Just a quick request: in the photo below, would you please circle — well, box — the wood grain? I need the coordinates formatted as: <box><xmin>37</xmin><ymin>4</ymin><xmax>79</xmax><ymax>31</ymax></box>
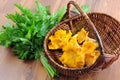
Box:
<box><xmin>0</xmin><ymin>0</ymin><xmax>120</xmax><ymax>80</ymax></box>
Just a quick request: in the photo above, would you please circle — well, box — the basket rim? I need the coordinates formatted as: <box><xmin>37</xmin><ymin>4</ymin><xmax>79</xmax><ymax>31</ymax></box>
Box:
<box><xmin>44</xmin><ymin>12</ymin><xmax>120</xmax><ymax>70</ymax></box>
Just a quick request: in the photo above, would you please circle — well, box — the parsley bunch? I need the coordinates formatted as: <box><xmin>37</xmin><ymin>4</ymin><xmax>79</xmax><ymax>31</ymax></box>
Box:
<box><xmin>0</xmin><ymin>1</ymin><xmax>66</xmax><ymax>60</ymax></box>
<box><xmin>0</xmin><ymin>1</ymin><xmax>66</xmax><ymax>77</ymax></box>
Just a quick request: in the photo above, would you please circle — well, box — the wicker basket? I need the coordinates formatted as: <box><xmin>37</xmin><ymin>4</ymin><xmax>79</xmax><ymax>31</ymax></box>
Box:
<box><xmin>44</xmin><ymin>1</ymin><xmax>120</xmax><ymax>77</ymax></box>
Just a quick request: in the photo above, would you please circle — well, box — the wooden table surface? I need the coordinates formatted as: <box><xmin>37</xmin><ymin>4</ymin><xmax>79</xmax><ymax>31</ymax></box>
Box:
<box><xmin>0</xmin><ymin>0</ymin><xmax>120</xmax><ymax>80</ymax></box>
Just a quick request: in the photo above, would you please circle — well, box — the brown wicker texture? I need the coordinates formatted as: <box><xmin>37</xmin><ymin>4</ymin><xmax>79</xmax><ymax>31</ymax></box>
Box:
<box><xmin>44</xmin><ymin>1</ymin><xmax>120</xmax><ymax>77</ymax></box>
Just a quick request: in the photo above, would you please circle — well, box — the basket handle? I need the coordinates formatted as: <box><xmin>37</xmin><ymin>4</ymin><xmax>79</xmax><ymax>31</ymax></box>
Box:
<box><xmin>67</xmin><ymin>1</ymin><xmax>86</xmax><ymax>20</ymax></box>
<box><xmin>92</xmin><ymin>48</ymin><xmax>120</xmax><ymax>71</ymax></box>
<box><xmin>101</xmin><ymin>48</ymin><xmax>120</xmax><ymax>69</ymax></box>
<box><xmin>67</xmin><ymin>1</ymin><xmax>104</xmax><ymax>54</ymax></box>
<box><xmin>67</xmin><ymin>1</ymin><xmax>85</xmax><ymax>31</ymax></box>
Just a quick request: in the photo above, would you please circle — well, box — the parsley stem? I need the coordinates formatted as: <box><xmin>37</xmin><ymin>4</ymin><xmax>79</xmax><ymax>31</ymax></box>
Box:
<box><xmin>40</xmin><ymin>53</ymin><xmax>59</xmax><ymax>78</ymax></box>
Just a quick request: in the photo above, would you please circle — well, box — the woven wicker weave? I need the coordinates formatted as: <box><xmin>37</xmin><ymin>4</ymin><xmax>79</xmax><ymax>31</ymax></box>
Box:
<box><xmin>44</xmin><ymin>1</ymin><xmax>120</xmax><ymax>77</ymax></box>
